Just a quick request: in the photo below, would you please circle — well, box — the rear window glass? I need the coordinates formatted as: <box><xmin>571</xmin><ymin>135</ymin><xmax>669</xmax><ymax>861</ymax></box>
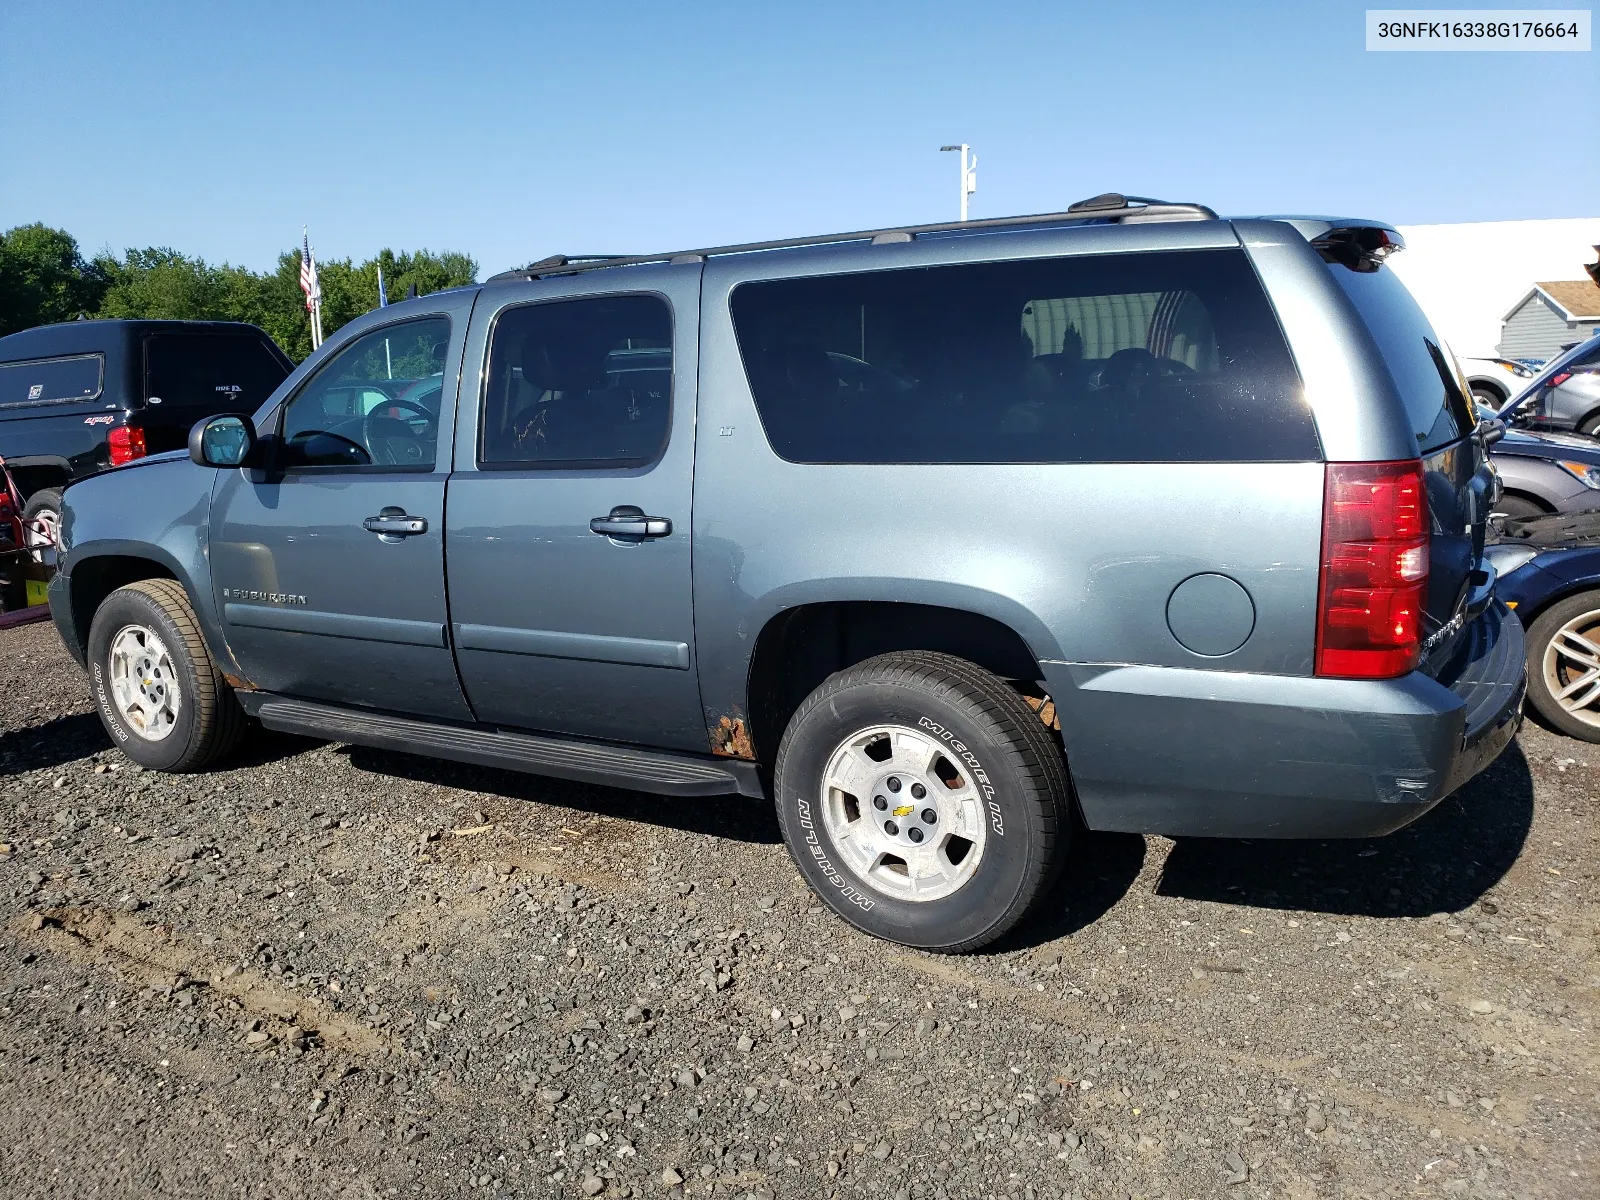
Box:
<box><xmin>145</xmin><ymin>334</ymin><xmax>290</xmax><ymax>411</ymax></box>
<box><xmin>729</xmin><ymin>248</ymin><xmax>1316</xmax><ymax>464</ymax></box>
<box><xmin>1327</xmin><ymin>266</ymin><xmax>1474</xmax><ymax>452</ymax></box>
<box><xmin>0</xmin><ymin>353</ymin><xmax>103</xmax><ymax>407</ymax></box>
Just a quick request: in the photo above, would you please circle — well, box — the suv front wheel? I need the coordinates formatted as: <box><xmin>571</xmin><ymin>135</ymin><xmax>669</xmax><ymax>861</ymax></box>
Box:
<box><xmin>774</xmin><ymin>651</ymin><xmax>1070</xmax><ymax>952</ymax></box>
<box><xmin>86</xmin><ymin>579</ymin><xmax>246</xmax><ymax>771</ymax></box>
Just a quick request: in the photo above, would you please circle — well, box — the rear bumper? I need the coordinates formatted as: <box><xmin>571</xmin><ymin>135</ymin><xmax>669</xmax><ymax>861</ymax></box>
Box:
<box><xmin>1045</xmin><ymin>600</ymin><xmax>1525</xmax><ymax>839</ymax></box>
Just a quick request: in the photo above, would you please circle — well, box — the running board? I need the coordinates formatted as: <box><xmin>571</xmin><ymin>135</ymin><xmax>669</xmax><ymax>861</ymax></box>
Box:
<box><xmin>247</xmin><ymin>695</ymin><xmax>764</xmax><ymax>799</ymax></box>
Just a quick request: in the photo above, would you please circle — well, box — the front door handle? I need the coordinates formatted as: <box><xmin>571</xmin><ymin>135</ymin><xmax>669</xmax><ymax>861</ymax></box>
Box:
<box><xmin>589</xmin><ymin>505</ymin><xmax>672</xmax><ymax>540</ymax></box>
<box><xmin>363</xmin><ymin>508</ymin><xmax>428</xmax><ymax>540</ymax></box>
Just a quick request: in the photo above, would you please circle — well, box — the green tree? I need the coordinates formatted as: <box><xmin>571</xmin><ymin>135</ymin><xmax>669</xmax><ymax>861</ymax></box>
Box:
<box><xmin>94</xmin><ymin>248</ymin><xmax>228</xmax><ymax>320</ymax></box>
<box><xmin>361</xmin><ymin>248</ymin><xmax>478</xmax><ymax>309</ymax></box>
<box><xmin>4</xmin><ymin>225</ymin><xmax>479</xmax><ymax>360</ymax></box>
<box><xmin>0</xmin><ymin>223</ymin><xmax>108</xmax><ymax>336</ymax></box>
<box><xmin>268</xmin><ymin>247</ymin><xmax>477</xmax><ymax>361</ymax></box>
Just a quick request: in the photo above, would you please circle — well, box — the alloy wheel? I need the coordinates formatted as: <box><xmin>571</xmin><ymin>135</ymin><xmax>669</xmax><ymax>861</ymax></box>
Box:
<box><xmin>819</xmin><ymin>724</ymin><xmax>990</xmax><ymax>901</ymax></box>
<box><xmin>108</xmin><ymin>624</ymin><xmax>181</xmax><ymax>741</ymax></box>
<box><xmin>1542</xmin><ymin>609</ymin><xmax>1600</xmax><ymax>730</ymax></box>
<box><xmin>24</xmin><ymin>507</ymin><xmax>58</xmax><ymax>564</ymax></box>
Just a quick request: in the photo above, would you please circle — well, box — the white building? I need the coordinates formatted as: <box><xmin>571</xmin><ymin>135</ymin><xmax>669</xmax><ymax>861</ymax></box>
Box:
<box><xmin>1386</xmin><ymin>218</ymin><xmax>1600</xmax><ymax>358</ymax></box>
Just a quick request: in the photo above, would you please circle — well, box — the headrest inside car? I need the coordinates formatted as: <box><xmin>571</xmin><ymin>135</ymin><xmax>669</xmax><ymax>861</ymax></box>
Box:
<box><xmin>520</xmin><ymin>331</ymin><xmax>610</xmax><ymax>394</ymax></box>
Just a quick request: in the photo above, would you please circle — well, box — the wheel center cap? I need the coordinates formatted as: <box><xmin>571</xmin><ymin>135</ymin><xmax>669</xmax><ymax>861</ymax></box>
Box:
<box><xmin>870</xmin><ymin>773</ymin><xmax>941</xmax><ymax>847</ymax></box>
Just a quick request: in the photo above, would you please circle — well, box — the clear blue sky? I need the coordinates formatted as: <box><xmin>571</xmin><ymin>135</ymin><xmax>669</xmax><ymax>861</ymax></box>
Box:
<box><xmin>2</xmin><ymin>0</ymin><xmax>1595</xmax><ymax>277</ymax></box>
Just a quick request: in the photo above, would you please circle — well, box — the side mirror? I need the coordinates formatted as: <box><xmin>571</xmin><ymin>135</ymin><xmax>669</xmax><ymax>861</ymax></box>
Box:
<box><xmin>188</xmin><ymin>414</ymin><xmax>257</xmax><ymax>467</ymax></box>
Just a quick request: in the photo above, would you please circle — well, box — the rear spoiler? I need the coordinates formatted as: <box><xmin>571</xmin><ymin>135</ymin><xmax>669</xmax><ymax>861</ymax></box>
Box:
<box><xmin>1253</xmin><ymin>217</ymin><xmax>1406</xmax><ymax>272</ymax></box>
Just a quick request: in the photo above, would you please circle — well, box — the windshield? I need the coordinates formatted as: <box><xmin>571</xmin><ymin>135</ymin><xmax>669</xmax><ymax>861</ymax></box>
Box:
<box><xmin>1498</xmin><ymin>331</ymin><xmax>1600</xmax><ymax>419</ymax></box>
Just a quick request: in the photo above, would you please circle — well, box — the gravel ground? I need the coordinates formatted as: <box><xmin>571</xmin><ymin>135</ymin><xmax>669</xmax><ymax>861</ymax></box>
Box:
<box><xmin>0</xmin><ymin>617</ymin><xmax>1593</xmax><ymax>1200</ymax></box>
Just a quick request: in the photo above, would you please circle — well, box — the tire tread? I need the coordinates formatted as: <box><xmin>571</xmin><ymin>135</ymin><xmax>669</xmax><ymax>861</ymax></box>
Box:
<box><xmin>775</xmin><ymin>650</ymin><xmax>1071</xmax><ymax>953</ymax></box>
<box><xmin>104</xmin><ymin>579</ymin><xmax>245</xmax><ymax>771</ymax></box>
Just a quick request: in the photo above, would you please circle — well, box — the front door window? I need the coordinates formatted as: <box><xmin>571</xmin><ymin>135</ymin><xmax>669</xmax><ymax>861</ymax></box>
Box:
<box><xmin>280</xmin><ymin>317</ymin><xmax>451</xmax><ymax>469</ymax></box>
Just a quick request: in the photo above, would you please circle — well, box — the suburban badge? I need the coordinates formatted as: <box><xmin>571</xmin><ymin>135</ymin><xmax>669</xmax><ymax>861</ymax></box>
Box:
<box><xmin>221</xmin><ymin>587</ymin><xmax>307</xmax><ymax>605</ymax></box>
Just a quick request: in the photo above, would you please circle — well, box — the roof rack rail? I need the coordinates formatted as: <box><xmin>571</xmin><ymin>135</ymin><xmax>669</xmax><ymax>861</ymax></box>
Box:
<box><xmin>1065</xmin><ymin>192</ymin><xmax>1217</xmax><ymax>222</ymax></box>
<box><xmin>486</xmin><ymin>193</ymin><xmax>1218</xmax><ymax>283</ymax></box>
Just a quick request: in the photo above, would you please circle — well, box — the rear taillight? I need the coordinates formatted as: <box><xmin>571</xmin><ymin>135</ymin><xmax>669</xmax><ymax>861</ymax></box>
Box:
<box><xmin>109</xmin><ymin>425</ymin><xmax>147</xmax><ymax>466</ymax></box>
<box><xmin>1547</xmin><ymin>372</ymin><xmax>1572</xmax><ymax>389</ymax></box>
<box><xmin>1315</xmin><ymin>460</ymin><xmax>1430</xmax><ymax>679</ymax></box>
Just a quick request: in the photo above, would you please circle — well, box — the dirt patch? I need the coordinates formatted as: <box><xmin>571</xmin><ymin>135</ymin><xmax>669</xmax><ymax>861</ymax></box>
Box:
<box><xmin>21</xmin><ymin>906</ymin><xmax>390</xmax><ymax>1055</ymax></box>
<box><xmin>0</xmin><ymin>617</ymin><xmax>1593</xmax><ymax>1199</ymax></box>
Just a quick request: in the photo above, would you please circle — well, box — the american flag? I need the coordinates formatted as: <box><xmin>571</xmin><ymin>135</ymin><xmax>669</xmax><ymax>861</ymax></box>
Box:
<box><xmin>299</xmin><ymin>229</ymin><xmax>321</xmax><ymax>313</ymax></box>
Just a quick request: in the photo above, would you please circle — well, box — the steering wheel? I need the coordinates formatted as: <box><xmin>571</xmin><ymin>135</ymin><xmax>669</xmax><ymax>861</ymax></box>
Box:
<box><xmin>363</xmin><ymin>397</ymin><xmax>437</xmax><ymax>466</ymax></box>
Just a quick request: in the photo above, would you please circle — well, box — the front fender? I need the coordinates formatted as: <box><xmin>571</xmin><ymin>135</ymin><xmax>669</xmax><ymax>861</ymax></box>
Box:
<box><xmin>54</xmin><ymin>457</ymin><xmax>239</xmax><ymax>676</ymax></box>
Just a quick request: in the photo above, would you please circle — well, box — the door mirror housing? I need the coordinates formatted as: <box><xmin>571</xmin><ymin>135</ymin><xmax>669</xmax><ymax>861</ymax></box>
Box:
<box><xmin>189</xmin><ymin>414</ymin><xmax>258</xmax><ymax>467</ymax></box>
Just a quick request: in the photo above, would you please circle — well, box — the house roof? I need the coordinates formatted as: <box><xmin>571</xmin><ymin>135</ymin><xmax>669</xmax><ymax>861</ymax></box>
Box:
<box><xmin>1539</xmin><ymin>279</ymin><xmax>1600</xmax><ymax>319</ymax></box>
<box><xmin>1505</xmin><ymin>278</ymin><xmax>1600</xmax><ymax>322</ymax></box>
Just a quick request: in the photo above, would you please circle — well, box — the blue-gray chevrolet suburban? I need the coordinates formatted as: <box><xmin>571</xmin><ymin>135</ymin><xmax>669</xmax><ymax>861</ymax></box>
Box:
<box><xmin>47</xmin><ymin>194</ymin><xmax>1527</xmax><ymax>951</ymax></box>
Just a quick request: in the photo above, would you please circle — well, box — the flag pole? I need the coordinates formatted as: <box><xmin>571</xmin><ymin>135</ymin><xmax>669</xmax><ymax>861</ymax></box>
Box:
<box><xmin>301</xmin><ymin>225</ymin><xmax>324</xmax><ymax>350</ymax></box>
<box><xmin>312</xmin><ymin>236</ymin><xmax>322</xmax><ymax>349</ymax></box>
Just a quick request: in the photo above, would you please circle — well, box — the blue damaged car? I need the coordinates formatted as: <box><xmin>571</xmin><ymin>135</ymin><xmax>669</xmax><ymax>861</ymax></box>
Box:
<box><xmin>48</xmin><ymin>195</ymin><xmax>1525</xmax><ymax>951</ymax></box>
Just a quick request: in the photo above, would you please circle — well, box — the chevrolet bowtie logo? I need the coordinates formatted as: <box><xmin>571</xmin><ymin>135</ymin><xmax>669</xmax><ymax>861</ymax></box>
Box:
<box><xmin>892</xmin><ymin>804</ymin><xmax>914</xmax><ymax>817</ymax></box>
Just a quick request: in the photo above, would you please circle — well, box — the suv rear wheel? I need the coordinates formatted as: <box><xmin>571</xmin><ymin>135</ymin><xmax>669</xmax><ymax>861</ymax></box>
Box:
<box><xmin>774</xmin><ymin>651</ymin><xmax>1069</xmax><ymax>952</ymax></box>
<box><xmin>22</xmin><ymin>488</ymin><xmax>62</xmax><ymax>564</ymax></box>
<box><xmin>87</xmin><ymin>579</ymin><xmax>246</xmax><ymax>771</ymax></box>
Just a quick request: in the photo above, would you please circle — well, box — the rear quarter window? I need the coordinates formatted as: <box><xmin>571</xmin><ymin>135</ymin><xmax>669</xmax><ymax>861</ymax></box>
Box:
<box><xmin>1327</xmin><ymin>266</ymin><xmax>1474</xmax><ymax>452</ymax></box>
<box><xmin>729</xmin><ymin>248</ymin><xmax>1317</xmax><ymax>464</ymax></box>
<box><xmin>145</xmin><ymin>334</ymin><xmax>290</xmax><ymax>411</ymax></box>
<box><xmin>0</xmin><ymin>353</ymin><xmax>104</xmax><ymax>407</ymax></box>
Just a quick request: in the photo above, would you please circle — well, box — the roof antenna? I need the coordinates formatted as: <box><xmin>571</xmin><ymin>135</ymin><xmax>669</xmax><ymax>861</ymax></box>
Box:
<box><xmin>405</xmin><ymin>283</ymin><xmax>418</xmax><ymax>300</ymax></box>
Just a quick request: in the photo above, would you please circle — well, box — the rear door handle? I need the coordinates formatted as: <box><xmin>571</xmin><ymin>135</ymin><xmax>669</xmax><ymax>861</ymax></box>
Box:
<box><xmin>589</xmin><ymin>505</ymin><xmax>672</xmax><ymax>539</ymax></box>
<box><xmin>363</xmin><ymin>509</ymin><xmax>428</xmax><ymax>539</ymax></box>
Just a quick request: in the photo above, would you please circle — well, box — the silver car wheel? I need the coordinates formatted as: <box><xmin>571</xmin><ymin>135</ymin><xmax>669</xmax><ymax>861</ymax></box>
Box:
<box><xmin>24</xmin><ymin>506</ymin><xmax>58</xmax><ymax>564</ymax></box>
<box><xmin>819</xmin><ymin>723</ymin><xmax>989</xmax><ymax>902</ymax></box>
<box><xmin>1543</xmin><ymin>609</ymin><xmax>1600</xmax><ymax>729</ymax></box>
<box><xmin>108</xmin><ymin>624</ymin><xmax>181</xmax><ymax>741</ymax></box>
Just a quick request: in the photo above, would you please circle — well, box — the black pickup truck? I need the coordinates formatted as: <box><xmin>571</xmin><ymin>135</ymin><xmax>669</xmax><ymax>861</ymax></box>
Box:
<box><xmin>0</xmin><ymin>319</ymin><xmax>291</xmax><ymax>557</ymax></box>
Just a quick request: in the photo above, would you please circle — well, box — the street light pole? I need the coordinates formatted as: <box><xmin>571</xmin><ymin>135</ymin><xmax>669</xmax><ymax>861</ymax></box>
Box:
<box><xmin>939</xmin><ymin>144</ymin><xmax>978</xmax><ymax>221</ymax></box>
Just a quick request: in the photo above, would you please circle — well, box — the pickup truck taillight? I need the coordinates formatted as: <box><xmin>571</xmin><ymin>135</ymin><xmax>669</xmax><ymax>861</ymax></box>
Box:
<box><xmin>109</xmin><ymin>425</ymin><xmax>147</xmax><ymax>465</ymax></box>
<box><xmin>1315</xmin><ymin>460</ymin><xmax>1430</xmax><ymax>679</ymax></box>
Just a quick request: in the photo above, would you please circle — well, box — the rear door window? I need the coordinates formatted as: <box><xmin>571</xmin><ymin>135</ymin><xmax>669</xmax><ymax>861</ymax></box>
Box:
<box><xmin>479</xmin><ymin>294</ymin><xmax>673</xmax><ymax>468</ymax></box>
<box><xmin>729</xmin><ymin>248</ymin><xmax>1316</xmax><ymax>464</ymax></box>
<box><xmin>144</xmin><ymin>334</ymin><xmax>290</xmax><ymax>411</ymax></box>
<box><xmin>1326</xmin><ymin>267</ymin><xmax>1474</xmax><ymax>452</ymax></box>
<box><xmin>0</xmin><ymin>353</ymin><xmax>103</xmax><ymax>407</ymax></box>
